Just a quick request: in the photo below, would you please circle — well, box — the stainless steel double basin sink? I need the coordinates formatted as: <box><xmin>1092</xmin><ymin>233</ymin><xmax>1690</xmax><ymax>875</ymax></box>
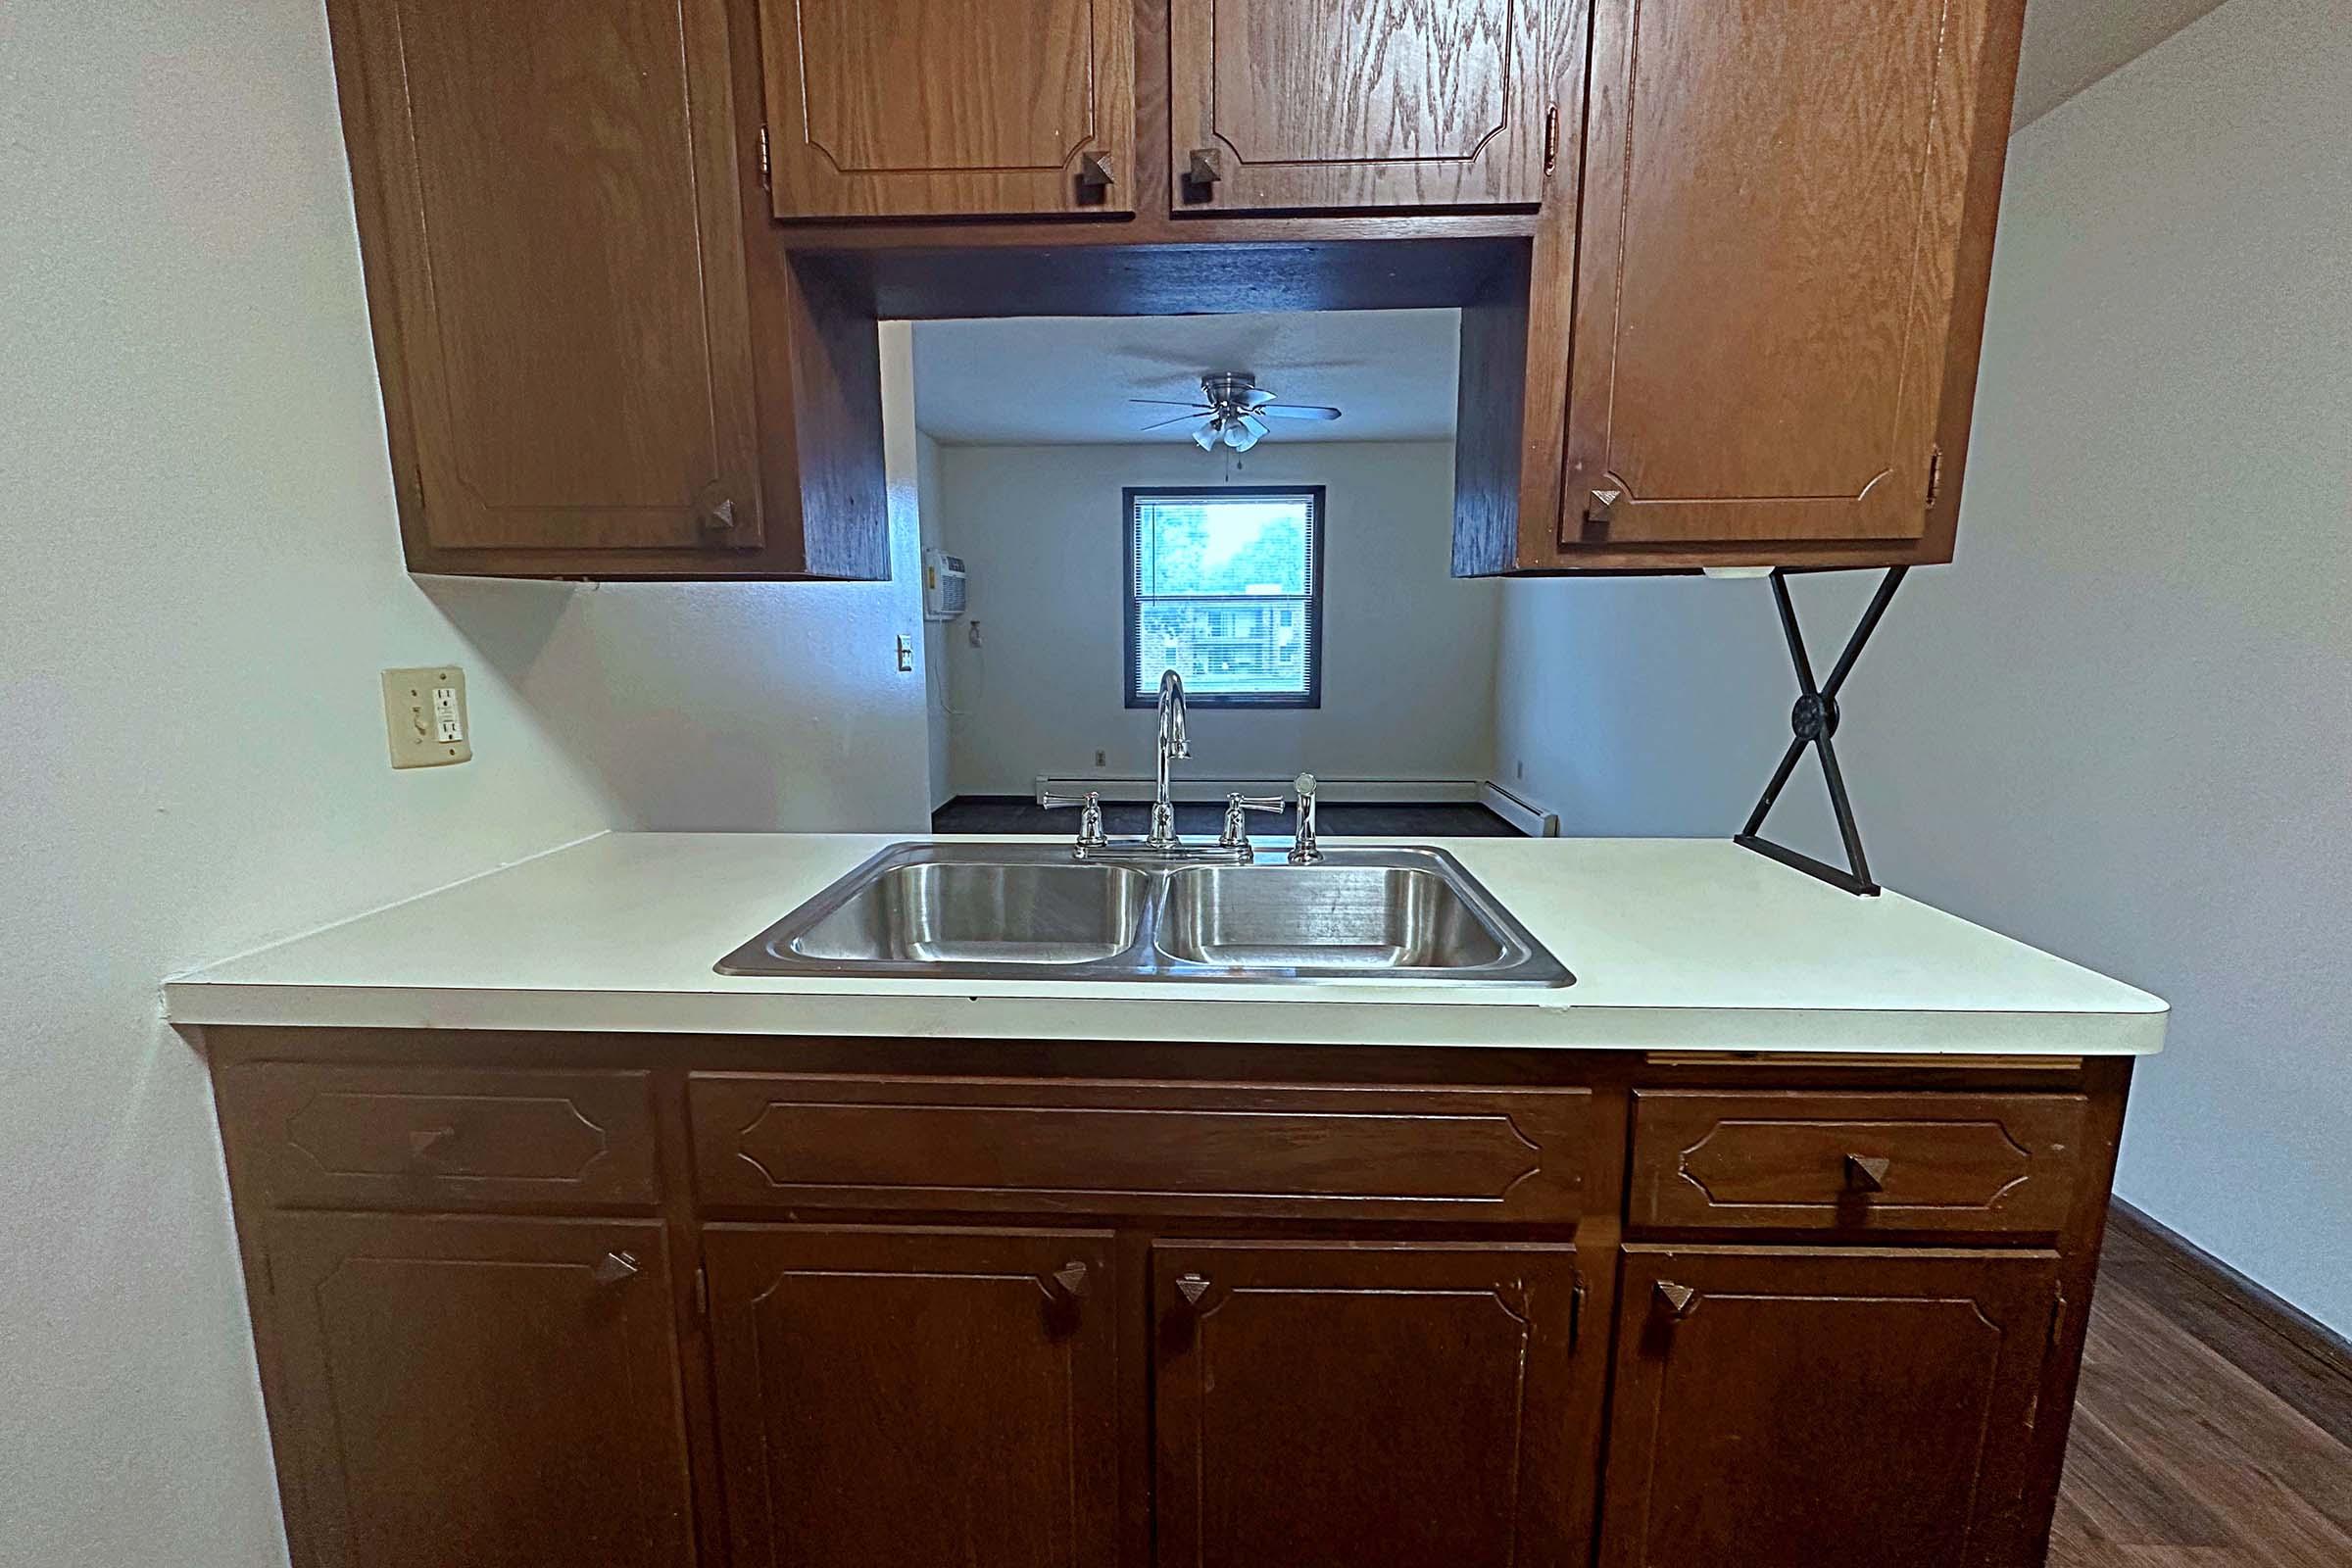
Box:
<box><xmin>716</xmin><ymin>842</ymin><xmax>1571</xmax><ymax>987</ymax></box>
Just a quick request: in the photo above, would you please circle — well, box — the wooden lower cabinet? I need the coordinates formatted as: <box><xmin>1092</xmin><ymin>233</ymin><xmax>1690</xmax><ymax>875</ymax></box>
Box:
<box><xmin>208</xmin><ymin>1037</ymin><xmax>2128</xmax><ymax>1568</ymax></box>
<box><xmin>703</xmin><ymin>1226</ymin><xmax>1119</xmax><ymax>1568</ymax></box>
<box><xmin>1152</xmin><ymin>1241</ymin><xmax>1592</xmax><ymax>1567</ymax></box>
<box><xmin>257</xmin><ymin>1212</ymin><xmax>696</xmax><ymax>1568</ymax></box>
<box><xmin>1599</xmin><ymin>1246</ymin><xmax>2062</xmax><ymax>1568</ymax></box>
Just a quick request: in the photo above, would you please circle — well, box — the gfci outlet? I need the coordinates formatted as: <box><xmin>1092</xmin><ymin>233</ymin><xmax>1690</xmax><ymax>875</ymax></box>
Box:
<box><xmin>382</xmin><ymin>666</ymin><xmax>472</xmax><ymax>769</ymax></box>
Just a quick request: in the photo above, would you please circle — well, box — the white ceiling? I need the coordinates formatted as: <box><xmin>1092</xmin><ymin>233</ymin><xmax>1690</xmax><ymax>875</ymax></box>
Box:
<box><xmin>911</xmin><ymin>309</ymin><xmax>1460</xmax><ymax>447</ymax></box>
<box><xmin>2013</xmin><ymin>0</ymin><xmax>2230</xmax><ymax>125</ymax></box>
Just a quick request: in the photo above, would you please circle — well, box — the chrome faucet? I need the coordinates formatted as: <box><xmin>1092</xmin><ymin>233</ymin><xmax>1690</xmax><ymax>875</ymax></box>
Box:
<box><xmin>1148</xmin><ymin>669</ymin><xmax>1190</xmax><ymax>851</ymax></box>
<box><xmin>1287</xmin><ymin>772</ymin><xmax>1323</xmax><ymax>864</ymax></box>
<box><xmin>1038</xmin><ymin>670</ymin><xmax>1280</xmax><ymax>863</ymax></box>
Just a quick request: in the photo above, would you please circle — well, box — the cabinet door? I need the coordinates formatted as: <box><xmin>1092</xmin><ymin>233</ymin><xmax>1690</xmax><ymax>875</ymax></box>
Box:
<box><xmin>1558</xmin><ymin>0</ymin><xmax>2025</xmax><ymax>548</ymax></box>
<box><xmin>1154</xmin><ymin>1242</ymin><xmax>1590</xmax><ymax>1566</ymax></box>
<box><xmin>1170</xmin><ymin>0</ymin><xmax>1555</xmax><ymax>212</ymax></box>
<box><xmin>258</xmin><ymin>1212</ymin><xmax>695</xmax><ymax>1568</ymax></box>
<box><xmin>324</xmin><ymin>0</ymin><xmax>763</xmax><ymax>561</ymax></box>
<box><xmin>760</xmin><ymin>0</ymin><xmax>1135</xmax><ymax>219</ymax></box>
<box><xmin>706</xmin><ymin>1226</ymin><xmax>1119</xmax><ymax>1567</ymax></box>
<box><xmin>1600</xmin><ymin>1247</ymin><xmax>2060</xmax><ymax>1568</ymax></box>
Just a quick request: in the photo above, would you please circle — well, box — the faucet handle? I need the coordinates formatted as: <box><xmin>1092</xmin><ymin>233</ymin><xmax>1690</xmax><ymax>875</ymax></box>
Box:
<box><xmin>1219</xmin><ymin>792</ymin><xmax>1286</xmax><ymax>848</ymax></box>
<box><xmin>1288</xmin><ymin>773</ymin><xmax>1323</xmax><ymax>865</ymax></box>
<box><xmin>1038</xmin><ymin>788</ymin><xmax>1108</xmax><ymax>851</ymax></box>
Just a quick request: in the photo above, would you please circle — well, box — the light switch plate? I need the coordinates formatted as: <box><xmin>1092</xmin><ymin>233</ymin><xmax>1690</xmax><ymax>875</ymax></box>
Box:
<box><xmin>382</xmin><ymin>666</ymin><xmax>472</xmax><ymax>768</ymax></box>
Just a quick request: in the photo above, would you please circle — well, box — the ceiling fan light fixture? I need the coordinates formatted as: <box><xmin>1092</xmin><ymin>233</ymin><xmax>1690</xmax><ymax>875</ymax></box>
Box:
<box><xmin>1140</xmin><ymin>370</ymin><xmax>1343</xmax><ymax>450</ymax></box>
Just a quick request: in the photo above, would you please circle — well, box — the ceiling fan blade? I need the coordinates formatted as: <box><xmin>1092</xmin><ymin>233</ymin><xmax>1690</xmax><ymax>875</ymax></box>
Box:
<box><xmin>1259</xmin><ymin>403</ymin><xmax>1343</xmax><ymax>420</ymax></box>
<box><xmin>1129</xmin><ymin>398</ymin><xmax>1213</xmax><ymax>409</ymax></box>
<box><xmin>1139</xmin><ymin>412</ymin><xmax>1205</xmax><ymax>431</ymax></box>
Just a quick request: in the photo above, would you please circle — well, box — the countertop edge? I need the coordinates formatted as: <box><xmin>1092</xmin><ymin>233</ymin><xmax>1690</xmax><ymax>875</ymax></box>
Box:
<box><xmin>164</xmin><ymin>980</ymin><xmax>2167</xmax><ymax>1056</ymax></box>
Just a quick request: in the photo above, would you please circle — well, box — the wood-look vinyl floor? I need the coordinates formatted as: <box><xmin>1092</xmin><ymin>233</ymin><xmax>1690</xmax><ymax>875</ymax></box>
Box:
<box><xmin>2052</xmin><ymin>1221</ymin><xmax>2352</xmax><ymax>1567</ymax></box>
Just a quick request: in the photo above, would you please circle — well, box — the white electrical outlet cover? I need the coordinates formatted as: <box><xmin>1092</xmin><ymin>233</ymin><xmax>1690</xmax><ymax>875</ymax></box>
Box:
<box><xmin>382</xmin><ymin>667</ymin><xmax>472</xmax><ymax>769</ymax></box>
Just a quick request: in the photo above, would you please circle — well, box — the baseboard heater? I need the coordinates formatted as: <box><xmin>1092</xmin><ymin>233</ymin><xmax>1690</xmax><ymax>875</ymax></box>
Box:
<box><xmin>1033</xmin><ymin>775</ymin><xmax>1485</xmax><ymax>806</ymax></box>
<box><xmin>1478</xmin><ymin>781</ymin><xmax>1559</xmax><ymax>837</ymax></box>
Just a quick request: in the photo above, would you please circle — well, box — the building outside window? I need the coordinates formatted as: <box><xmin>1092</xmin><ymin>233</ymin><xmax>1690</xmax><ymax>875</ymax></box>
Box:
<box><xmin>1124</xmin><ymin>487</ymin><xmax>1323</xmax><ymax>710</ymax></box>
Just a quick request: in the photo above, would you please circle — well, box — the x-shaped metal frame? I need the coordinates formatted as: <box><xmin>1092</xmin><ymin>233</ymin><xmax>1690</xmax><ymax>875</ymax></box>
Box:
<box><xmin>1734</xmin><ymin>566</ymin><xmax>1909</xmax><ymax>896</ymax></box>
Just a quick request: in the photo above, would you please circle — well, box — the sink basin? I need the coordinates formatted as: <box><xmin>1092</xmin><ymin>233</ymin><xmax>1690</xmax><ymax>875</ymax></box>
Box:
<box><xmin>1156</xmin><ymin>862</ymin><xmax>1508</xmax><ymax>972</ymax></box>
<box><xmin>715</xmin><ymin>842</ymin><xmax>1569</xmax><ymax>986</ymax></box>
<box><xmin>773</xmin><ymin>859</ymin><xmax>1146</xmax><ymax>965</ymax></box>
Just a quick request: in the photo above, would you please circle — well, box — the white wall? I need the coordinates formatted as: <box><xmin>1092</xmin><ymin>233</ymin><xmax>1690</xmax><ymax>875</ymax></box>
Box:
<box><xmin>917</xmin><ymin>431</ymin><xmax>955</xmax><ymax>810</ymax></box>
<box><xmin>1493</xmin><ymin>0</ymin><xmax>2352</xmax><ymax>1333</ymax></box>
<box><xmin>938</xmin><ymin>442</ymin><xmax>1498</xmax><ymax>795</ymax></box>
<box><xmin>0</xmin><ymin>7</ymin><xmax>929</xmax><ymax>1564</ymax></box>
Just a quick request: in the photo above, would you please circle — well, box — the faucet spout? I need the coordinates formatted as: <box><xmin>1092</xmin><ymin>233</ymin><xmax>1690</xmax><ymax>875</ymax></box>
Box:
<box><xmin>1150</xmin><ymin>669</ymin><xmax>1189</xmax><ymax>849</ymax></box>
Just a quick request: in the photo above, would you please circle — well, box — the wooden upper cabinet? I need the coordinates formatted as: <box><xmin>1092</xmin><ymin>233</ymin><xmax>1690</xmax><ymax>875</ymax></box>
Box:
<box><xmin>1154</xmin><ymin>1242</ymin><xmax>1591</xmax><ymax>1566</ymax></box>
<box><xmin>760</xmin><ymin>0</ymin><xmax>1136</xmax><ymax>219</ymax></box>
<box><xmin>1557</xmin><ymin>0</ymin><xmax>2027</xmax><ymax>554</ymax></box>
<box><xmin>327</xmin><ymin>0</ymin><xmax>758</xmax><ymax>559</ymax></box>
<box><xmin>705</xmin><ymin>1225</ymin><xmax>1120</xmax><ymax>1567</ymax></box>
<box><xmin>324</xmin><ymin>0</ymin><xmax>888</xmax><ymax>579</ymax></box>
<box><xmin>1170</xmin><ymin>0</ymin><xmax>1556</xmax><ymax>212</ymax></box>
<box><xmin>256</xmin><ymin>1212</ymin><xmax>696</xmax><ymax>1568</ymax></box>
<box><xmin>1600</xmin><ymin>1247</ymin><xmax>2059</xmax><ymax>1568</ymax></box>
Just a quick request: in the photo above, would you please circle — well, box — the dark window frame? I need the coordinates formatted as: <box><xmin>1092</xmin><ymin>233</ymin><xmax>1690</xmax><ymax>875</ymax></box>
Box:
<box><xmin>1122</xmin><ymin>485</ymin><xmax>1325</xmax><ymax>710</ymax></box>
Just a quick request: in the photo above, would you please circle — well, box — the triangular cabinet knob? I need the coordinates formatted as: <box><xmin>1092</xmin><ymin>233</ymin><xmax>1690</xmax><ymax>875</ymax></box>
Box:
<box><xmin>1845</xmin><ymin>1153</ymin><xmax>1892</xmax><ymax>1193</ymax></box>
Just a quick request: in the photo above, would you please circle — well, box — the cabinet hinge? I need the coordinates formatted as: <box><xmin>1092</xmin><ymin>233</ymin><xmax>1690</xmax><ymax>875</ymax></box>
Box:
<box><xmin>1543</xmin><ymin>104</ymin><xmax>1560</xmax><ymax>173</ymax></box>
<box><xmin>1569</xmin><ymin>1273</ymin><xmax>1588</xmax><ymax>1350</ymax></box>
<box><xmin>758</xmin><ymin>125</ymin><xmax>771</xmax><ymax>191</ymax></box>
<box><xmin>694</xmin><ymin>1265</ymin><xmax>710</xmax><ymax>1318</ymax></box>
<box><xmin>1925</xmin><ymin>445</ymin><xmax>1943</xmax><ymax>508</ymax></box>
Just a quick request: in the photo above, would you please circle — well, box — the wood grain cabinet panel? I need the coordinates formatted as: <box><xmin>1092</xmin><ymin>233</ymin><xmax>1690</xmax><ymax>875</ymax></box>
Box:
<box><xmin>1170</xmin><ymin>0</ymin><xmax>1556</xmax><ymax>212</ymax></box>
<box><xmin>1153</xmin><ymin>1241</ymin><xmax>1588</xmax><ymax>1566</ymax></box>
<box><xmin>256</xmin><ymin>1212</ymin><xmax>696</xmax><ymax>1568</ymax></box>
<box><xmin>688</xmin><ymin>1072</ymin><xmax>1591</xmax><ymax>1221</ymax></box>
<box><xmin>760</xmin><ymin>0</ymin><xmax>1135</xmax><ymax>218</ymax></box>
<box><xmin>1600</xmin><ymin>1246</ymin><xmax>2059</xmax><ymax>1568</ymax></box>
<box><xmin>1553</xmin><ymin>0</ymin><xmax>2027</xmax><ymax>554</ymax></box>
<box><xmin>1628</xmin><ymin>1090</ymin><xmax>2087</xmax><ymax>1237</ymax></box>
<box><xmin>220</xmin><ymin>1064</ymin><xmax>661</xmax><ymax>1213</ymax></box>
<box><xmin>704</xmin><ymin>1225</ymin><xmax>1118</xmax><ymax>1568</ymax></box>
<box><xmin>324</xmin><ymin>0</ymin><xmax>763</xmax><ymax>559</ymax></box>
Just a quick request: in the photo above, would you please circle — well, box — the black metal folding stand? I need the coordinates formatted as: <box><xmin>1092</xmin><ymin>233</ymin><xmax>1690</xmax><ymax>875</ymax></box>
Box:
<box><xmin>1734</xmin><ymin>565</ymin><xmax>1909</xmax><ymax>896</ymax></box>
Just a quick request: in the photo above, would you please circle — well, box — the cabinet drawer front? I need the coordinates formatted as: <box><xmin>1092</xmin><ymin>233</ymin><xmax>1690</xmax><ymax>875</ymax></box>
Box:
<box><xmin>690</xmin><ymin>1074</ymin><xmax>1590</xmax><ymax>1222</ymax></box>
<box><xmin>1629</xmin><ymin>1091</ymin><xmax>2086</xmax><ymax>1235</ymax></box>
<box><xmin>220</xmin><ymin>1064</ymin><xmax>660</xmax><ymax>1212</ymax></box>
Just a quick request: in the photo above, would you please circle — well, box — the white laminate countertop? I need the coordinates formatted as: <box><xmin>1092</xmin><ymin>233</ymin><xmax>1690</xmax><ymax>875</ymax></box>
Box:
<box><xmin>163</xmin><ymin>833</ymin><xmax>2167</xmax><ymax>1056</ymax></box>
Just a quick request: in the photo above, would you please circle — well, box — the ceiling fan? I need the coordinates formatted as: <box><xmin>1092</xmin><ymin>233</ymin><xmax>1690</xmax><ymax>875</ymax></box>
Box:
<box><xmin>1130</xmin><ymin>371</ymin><xmax>1342</xmax><ymax>452</ymax></box>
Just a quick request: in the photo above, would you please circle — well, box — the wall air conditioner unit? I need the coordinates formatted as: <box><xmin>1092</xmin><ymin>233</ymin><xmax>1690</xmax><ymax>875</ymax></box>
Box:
<box><xmin>922</xmin><ymin>547</ymin><xmax>967</xmax><ymax>622</ymax></box>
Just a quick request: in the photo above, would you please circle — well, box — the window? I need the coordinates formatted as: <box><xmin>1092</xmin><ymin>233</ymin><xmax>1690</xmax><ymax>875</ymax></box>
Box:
<box><xmin>1125</xmin><ymin>487</ymin><xmax>1322</xmax><ymax>709</ymax></box>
